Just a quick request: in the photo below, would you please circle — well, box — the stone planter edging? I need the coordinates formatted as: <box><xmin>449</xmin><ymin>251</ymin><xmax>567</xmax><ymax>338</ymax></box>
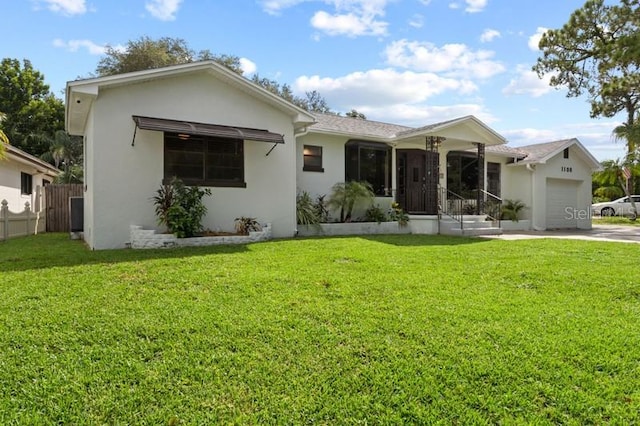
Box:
<box><xmin>129</xmin><ymin>224</ymin><xmax>272</xmax><ymax>249</ymax></box>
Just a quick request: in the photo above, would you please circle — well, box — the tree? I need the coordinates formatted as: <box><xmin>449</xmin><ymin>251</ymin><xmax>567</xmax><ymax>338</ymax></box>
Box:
<box><xmin>96</xmin><ymin>36</ymin><xmax>244</xmax><ymax>76</ymax></box>
<box><xmin>326</xmin><ymin>181</ymin><xmax>374</xmax><ymax>222</ymax></box>
<box><xmin>346</xmin><ymin>109</ymin><xmax>366</xmax><ymax>119</ymax></box>
<box><xmin>0</xmin><ymin>112</ymin><xmax>8</xmax><ymax>159</ymax></box>
<box><xmin>533</xmin><ymin>0</ymin><xmax>640</xmax><ymax>190</ymax></box>
<box><xmin>593</xmin><ymin>158</ymin><xmax>637</xmax><ymax>219</ymax></box>
<box><xmin>40</xmin><ymin>130</ymin><xmax>82</xmax><ymax>174</ymax></box>
<box><xmin>0</xmin><ymin>58</ymin><xmax>64</xmax><ymax>157</ymax></box>
<box><xmin>251</xmin><ymin>74</ymin><xmax>333</xmax><ymax>113</ymax></box>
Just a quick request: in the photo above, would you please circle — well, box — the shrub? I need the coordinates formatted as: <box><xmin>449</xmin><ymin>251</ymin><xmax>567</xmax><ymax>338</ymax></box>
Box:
<box><xmin>388</xmin><ymin>202</ymin><xmax>409</xmax><ymax>226</ymax></box>
<box><xmin>152</xmin><ymin>178</ymin><xmax>212</xmax><ymax>238</ymax></box>
<box><xmin>296</xmin><ymin>192</ymin><xmax>320</xmax><ymax>225</ymax></box>
<box><xmin>501</xmin><ymin>199</ymin><xmax>527</xmax><ymax>222</ymax></box>
<box><xmin>235</xmin><ymin>217</ymin><xmax>261</xmax><ymax>235</ymax></box>
<box><xmin>364</xmin><ymin>204</ymin><xmax>387</xmax><ymax>223</ymax></box>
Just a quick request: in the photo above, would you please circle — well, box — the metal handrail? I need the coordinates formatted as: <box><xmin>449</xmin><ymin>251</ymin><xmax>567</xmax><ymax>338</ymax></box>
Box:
<box><xmin>478</xmin><ymin>189</ymin><xmax>502</xmax><ymax>227</ymax></box>
<box><xmin>438</xmin><ymin>186</ymin><xmax>465</xmax><ymax>229</ymax></box>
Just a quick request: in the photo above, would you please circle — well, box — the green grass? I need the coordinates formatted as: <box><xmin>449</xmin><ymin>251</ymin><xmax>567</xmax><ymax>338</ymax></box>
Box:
<box><xmin>593</xmin><ymin>216</ymin><xmax>640</xmax><ymax>226</ymax></box>
<box><xmin>1</xmin><ymin>233</ymin><xmax>640</xmax><ymax>424</ymax></box>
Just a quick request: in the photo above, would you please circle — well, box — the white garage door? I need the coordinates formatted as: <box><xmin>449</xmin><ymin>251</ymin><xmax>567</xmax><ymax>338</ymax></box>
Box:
<box><xmin>546</xmin><ymin>178</ymin><xmax>579</xmax><ymax>229</ymax></box>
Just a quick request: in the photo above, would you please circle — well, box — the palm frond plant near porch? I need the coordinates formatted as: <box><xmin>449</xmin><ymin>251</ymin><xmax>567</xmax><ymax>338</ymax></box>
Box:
<box><xmin>501</xmin><ymin>199</ymin><xmax>526</xmax><ymax>222</ymax></box>
<box><xmin>326</xmin><ymin>181</ymin><xmax>374</xmax><ymax>222</ymax></box>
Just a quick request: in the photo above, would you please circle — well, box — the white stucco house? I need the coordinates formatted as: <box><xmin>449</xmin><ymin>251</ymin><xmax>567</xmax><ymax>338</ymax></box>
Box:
<box><xmin>0</xmin><ymin>143</ymin><xmax>59</xmax><ymax>212</ymax></box>
<box><xmin>65</xmin><ymin>61</ymin><xmax>601</xmax><ymax>250</ymax></box>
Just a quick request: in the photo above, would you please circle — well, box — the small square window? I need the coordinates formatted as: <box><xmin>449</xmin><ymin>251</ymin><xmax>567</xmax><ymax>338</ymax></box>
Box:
<box><xmin>21</xmin><ymin>172</ymin><xmax>33</xmax><ymax>195</ymax></box>
<box><xmin>303</xmin><ymin>145</ymin><xmax>324</xmax><ymax>172</ymax></box>
<box><xmin>563</xmin><ymin>147</ymin><xmax>570</xmax><ymax>159</ymax></box>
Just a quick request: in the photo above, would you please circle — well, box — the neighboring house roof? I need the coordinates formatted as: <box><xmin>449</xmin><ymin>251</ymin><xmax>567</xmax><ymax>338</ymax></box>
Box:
<box><xmin>308</xmin><ymin>113</ymin><xmax>507</xmax><ymax>145</ymax></box>
<box><xmin>511</xmin><ymin>138</ymin><xmax>602</xmax><ymax>170</ymax></box>
<box><xmin>2</xmin><ymin>144</ymin><xmax>60</xmax><ymax>177</ymax></box>
<box><xmin>65</xmin><ymin>61</ymin><xmax>316</xmax><ymax>136</ymax></box>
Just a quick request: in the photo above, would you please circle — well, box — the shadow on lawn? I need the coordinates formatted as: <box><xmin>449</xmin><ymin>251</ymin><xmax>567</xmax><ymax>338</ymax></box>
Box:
<box><xmin>359</xmin><ymin>234</ymin><xmax>493</xmax><ymax>247</ymax></box>
<box><xmin>0</xmin><ymin>233</ymin><xmax>251</xmax><ymax>272</ymax></box>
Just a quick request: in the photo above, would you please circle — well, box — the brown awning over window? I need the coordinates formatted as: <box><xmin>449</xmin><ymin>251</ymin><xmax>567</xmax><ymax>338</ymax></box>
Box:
<box><xmin>132</xmin><ymin>115</ymin><xmax>284</xmax><ymax>144</ymax></box>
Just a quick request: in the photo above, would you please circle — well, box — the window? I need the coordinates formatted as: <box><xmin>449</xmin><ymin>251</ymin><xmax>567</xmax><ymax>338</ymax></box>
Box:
<box><xmin>164</xmin><ymin>133</ymin><xmax>245</xmax><ymax>187</ymax></box>
<box><xmin>563</xmin><ymin>147</ymin><xmax>570</xmax><ymax>159</ymax></box>
<box><xmin>345</xmin><ymin>141</ymin><xmax>392</xmax><ymax>196</ymax></box>
<box><xmin>303</xmin><ymin>145</ymin><xmax>324</xmax><ymax>172</ymax></box>
<box><xmin>21</xmin><ymin>172</ymin><xmax>32</xmax><ymax>195</ymax></box>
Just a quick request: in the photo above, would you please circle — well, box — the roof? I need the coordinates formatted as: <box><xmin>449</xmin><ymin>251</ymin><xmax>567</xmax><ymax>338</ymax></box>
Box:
<box><xmin>2</xmin><ymin>144</ymin><xmax>60</xmax><ymax>177</ymax></box>
<box><xmin>511</xmin><ymin>138</ymin><xmax>601</xmax><ymax>170</ymax></box>
<box><xmin>308</xmin><ymin>113</ymin><xmax>507</xmax><ymax>145</ymax></box>
<box><xmin>309</xmin><ymin>113</ymin><xmax>411</xmax><ymax>140</ymax></box>
<box><xmin>66</xmin><ymin>61</ymin><xmax>316</xmax><ymax>136</ymax></box>
<box><xmin>484</xmin><ymin>144</ymin><xmax>529</xmax><ymax>158</ymax></box>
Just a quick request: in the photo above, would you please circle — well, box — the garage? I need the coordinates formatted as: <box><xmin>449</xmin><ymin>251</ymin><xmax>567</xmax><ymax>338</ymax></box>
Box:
<box><xmin>546</xmin><ymin>178</ymin><xmax>579</xmax><ymax>229</ymax></box>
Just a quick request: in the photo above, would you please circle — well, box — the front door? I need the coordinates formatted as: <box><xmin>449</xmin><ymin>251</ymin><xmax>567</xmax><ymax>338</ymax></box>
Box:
<box><xmin>397</xmin><ymin>149</ymin><xmax>439</xmax><ymax>214</ymax></box>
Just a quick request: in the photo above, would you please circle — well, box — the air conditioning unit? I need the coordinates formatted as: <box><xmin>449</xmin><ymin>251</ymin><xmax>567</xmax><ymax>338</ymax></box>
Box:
<box><xmin>69</xmin><ymin>196</ymin><xmax>84</xmax><ymax>232</ymax></box>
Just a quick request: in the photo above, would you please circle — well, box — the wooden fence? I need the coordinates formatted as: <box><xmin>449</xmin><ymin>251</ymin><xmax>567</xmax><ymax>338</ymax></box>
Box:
<box><xmin>45</xmin><ymin>184</ymin><xmax>83</xmax><ymax>232</ymax></box>
<box><xmin>1</xmin><ymin>200</ymin><xmax>45</xmax><ymax>241</ymax></box>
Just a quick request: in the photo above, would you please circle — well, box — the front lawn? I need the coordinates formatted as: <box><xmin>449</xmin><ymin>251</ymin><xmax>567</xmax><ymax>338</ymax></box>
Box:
<box><xmin>1</xmin><ymin>234</ymin><xmax>639</xmax><ymax>424</ymax></box>
<box><xmin>593</xmin><ymin>216</ymin><xmax>640</xmax><ymax>226</ymax></box>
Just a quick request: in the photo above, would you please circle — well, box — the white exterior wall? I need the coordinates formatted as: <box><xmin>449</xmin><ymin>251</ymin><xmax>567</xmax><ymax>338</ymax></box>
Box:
<box><xmin>529</xmin><ymin>146</ymin><xmax>594</xmax><ymax>230</ymax></box>
<box><xmin>296</xmin><ymin>133</ymin><xmax>394</xmax><ymax>221</ymax></box>
<box><xmin>296</xmin><ymin>133</ymin><xmax>346</xmax><ymax>198</ymax></box>
<box><xmin>83</xmin><ymin>109</ymin><xmax>95</xmax><ymax>248</ymax></box>
<box><xmin>86</xmin><ymin>72</ymin><xmax>298</xmax><ymax>249</ymax></box>
<box><xmin>0</xmin><ymin>158</ymin><xmax>50</xmax><ymax>212</ymax></box>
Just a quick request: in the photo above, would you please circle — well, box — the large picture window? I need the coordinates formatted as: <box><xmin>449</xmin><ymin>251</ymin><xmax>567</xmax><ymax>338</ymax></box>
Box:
<box><xmin>345</xmin><ymin>141</ymin><xmax>392</xmax><ymax>196</ymax></box>
<box><xmin>164</xmin><ymin>133</ymin><xmax>245</xmax><ymax>187</ymax></box>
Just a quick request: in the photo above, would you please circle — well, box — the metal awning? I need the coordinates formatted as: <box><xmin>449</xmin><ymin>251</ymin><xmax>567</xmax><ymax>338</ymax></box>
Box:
<box><xmin>132</xmin><ymin>115</ymin><xmax>284</xmax><ymax>144</ymax></box>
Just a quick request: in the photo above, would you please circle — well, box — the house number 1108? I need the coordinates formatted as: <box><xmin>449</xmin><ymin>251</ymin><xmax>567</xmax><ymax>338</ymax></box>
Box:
<box><xmin>561</xmin><ymin>166</ymin><xmax>573</xmax><ymax>173</ymax></box>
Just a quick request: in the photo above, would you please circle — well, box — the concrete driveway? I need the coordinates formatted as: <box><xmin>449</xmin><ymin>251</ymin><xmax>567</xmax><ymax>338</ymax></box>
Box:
<box><xmin>483</xmin><ymin>225</ymin><xmax>640</xmax><ymax>244</ymax></box>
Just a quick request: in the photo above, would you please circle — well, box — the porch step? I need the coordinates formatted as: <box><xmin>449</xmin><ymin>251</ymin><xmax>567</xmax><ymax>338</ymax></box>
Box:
<box><xmin>439</xmin><ymin>217</ymin><xmax>502</xmax><ymax>237</ymax></box>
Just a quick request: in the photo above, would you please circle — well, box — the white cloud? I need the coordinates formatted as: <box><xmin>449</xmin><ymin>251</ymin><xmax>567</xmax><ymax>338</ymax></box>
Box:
<box><xmin>384</xmin><ymin>39</ymin><xmax>505</xmax><ymax>79</ymax></box>
<box><xmin>465</xmin><ymin>0</ymin><xmax>487</xmax><ymax>13</ymax></box>
<box><xmin>361</xmin><ymin>103</ymin><xmax>497</xmax><ymax>127</ymax></box>
<box><xmin>239</xmin><ymin>58</ymin><xmax>257</xmax><ymax>76</ymax></box>
<box><xmin>38</xmin><ymin>0</ymin><xmax>86</xmax><ymax>15</ymax></box>
<box><xmin>419</xmin><ymin>0</ymin><xmax>432</xmax><ymax>5</ymax></box>
<box><xmin>502</xmin><ymin>65</ymin><xmax>554</xmax><ymax>97</ymax></box>
<box><xmin>260</xmin><ymin>0</ymin><xmax>307</xmax><ymax>15</ymax></box>
<box><xmin>52</xmin><ymin>38</ymin><xmax>112</xmax><ymax>55</ymax></box>
<box><xmin>145</xmin><ymin>0</ymin><xmax>183</xmax><ymax>21</ymax></box>
<box><xmin>408</xmin><ymin>14</ymin><xmax>424</xmax><ymax>29</ymax></box>
<box><xmin>260</xmin><ymin>0</ymin><xmax>390</xmax><ymax>37</ymax></box>
<box><xmin>528</xmin><ymin>27</ymin><xmax>548</xmax><ymax>51</ymax></box>
<box><xmin>311</xmin><ymin>10</ymin><xmax>388</xmax><ymax>36</ymax></box>
<box><xmin>480</xmin><ymin>29</ymin><xmax>500</xmax><ymax>43</ymax></box>
<box><xmin>294</xmin><ymin>68</ymin><xmax>477</xmax><ymax>108</ymax></box>
<box><xmin>449</xmin><ymin>3</ymin><xmax>461</xmax><ymax>10</ymax></box>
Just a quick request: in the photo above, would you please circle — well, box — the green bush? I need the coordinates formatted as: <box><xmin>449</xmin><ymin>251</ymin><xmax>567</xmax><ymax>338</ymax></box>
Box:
<box><xmin>364</xmin><ymin>204</ymin><xmax>387</xmax><ymax>223</ymax></box>
<box><xmin>152</xmin><ymin>178</ymin><xmax>212</xmax><ymax>238</ymax></box>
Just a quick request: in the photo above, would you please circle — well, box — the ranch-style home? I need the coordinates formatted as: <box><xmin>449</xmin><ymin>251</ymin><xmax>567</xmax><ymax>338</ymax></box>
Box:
<box><xmin>65</xmin><ymin>61</ymin><xmax>600</xmax><ymax>250</ymax></box>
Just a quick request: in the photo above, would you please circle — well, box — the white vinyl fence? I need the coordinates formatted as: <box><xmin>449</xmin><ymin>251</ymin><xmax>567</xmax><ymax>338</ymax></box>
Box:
<box><xmin>0</xmin><ymin>199</ymin><xmax>46</xmax><ymax>241</ymax></box>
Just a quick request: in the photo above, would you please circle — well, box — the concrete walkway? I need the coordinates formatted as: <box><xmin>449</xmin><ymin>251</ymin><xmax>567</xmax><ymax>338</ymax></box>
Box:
<box><xmin>482</xmin><ymin>225</ymin><xmax>640</xmax><ymax>244</ymax></box>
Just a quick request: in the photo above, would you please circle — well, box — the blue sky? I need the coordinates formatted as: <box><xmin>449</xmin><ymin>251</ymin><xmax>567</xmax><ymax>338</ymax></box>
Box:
<box><xmin>1</xmin><ymin>0</ymin><xmax>627</xmax><ymax>161</ymax></box>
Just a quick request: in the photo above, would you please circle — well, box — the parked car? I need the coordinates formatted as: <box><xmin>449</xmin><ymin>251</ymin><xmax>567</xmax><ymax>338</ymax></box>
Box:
<box><xmin>592</xmin><ymin>195</ymin><xmax>640</xmax><ymax>217</ymax></box>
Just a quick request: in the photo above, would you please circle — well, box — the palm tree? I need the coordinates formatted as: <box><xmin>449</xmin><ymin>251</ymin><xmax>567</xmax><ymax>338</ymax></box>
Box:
<box><xmin>40</xmin><ymin>130</ymin><xmax>82</xmax><ymax>174</ymax></box>
<box><xmin>326</xmin><ymin>181</ymin><xmax>374</xmax><ymax>222</ymax></box>
<box><xmin>612</xmin><ymin>122</ymin><xmax>640</xmax><ymax>194</ymax></box>
<box><xmin>594</xmin><ymin>158</ymin><xmax>637</xmax><ymax>219</ymax></box>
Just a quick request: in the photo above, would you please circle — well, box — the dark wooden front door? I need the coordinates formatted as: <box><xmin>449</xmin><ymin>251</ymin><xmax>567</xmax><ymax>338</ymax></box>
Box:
<box><xmin>396</xmin><ymin>149</ymin><xmax>439</xmax><ymax>214</ymax></box>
